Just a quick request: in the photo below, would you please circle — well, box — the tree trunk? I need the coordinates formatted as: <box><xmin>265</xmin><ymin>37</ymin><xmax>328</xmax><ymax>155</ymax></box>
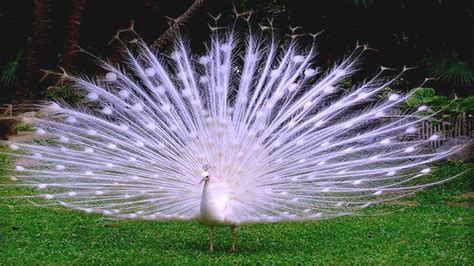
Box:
<box><xmin>25</xmin><ymin>0</ymin><xmax>52</xmax><ymax>98</ymax></box>
<box><xmin>61</xmin><ymin>0</ymin><xmax>87</xmax><ymax>72</ymax></box>
<box><xmin>152</xmin><ymin>0</ymin><xmax>210</xmax><ymax>50</ymax></box>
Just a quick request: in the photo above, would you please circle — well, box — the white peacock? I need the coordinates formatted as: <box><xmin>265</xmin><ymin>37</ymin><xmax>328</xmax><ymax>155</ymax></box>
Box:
<box><xmin>3</xmin><ymin>26</ymin><xmax>463</xmax><ymax>252</ymax></box>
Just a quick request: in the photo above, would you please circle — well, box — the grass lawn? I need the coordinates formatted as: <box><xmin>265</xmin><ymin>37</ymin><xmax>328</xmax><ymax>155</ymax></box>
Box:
<box><xmin>0</xmin><ymin>149</ymin><xmax>473</xmax><ymax>264</ymax></box>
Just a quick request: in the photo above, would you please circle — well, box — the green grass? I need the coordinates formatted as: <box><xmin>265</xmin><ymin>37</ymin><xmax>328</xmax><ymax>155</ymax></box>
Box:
<box><xmin>0</xmin><ymin>149</ymin><xmax>472</xmax><ymax>264</ymax></box>
<box><xmin>15</xmin><ymin>122</ymin><xmax>34</xmax><ymax>132</ymax></box>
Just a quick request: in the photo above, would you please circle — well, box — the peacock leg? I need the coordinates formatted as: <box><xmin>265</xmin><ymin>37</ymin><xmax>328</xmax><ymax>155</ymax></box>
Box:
<box><xmin>209</xmin><ymin>226</ymin><xmax>215</xmax><ymax>253</ymax></box>
<box><xmin>231</xmin><ymin>225</ymin><xmax>237</xmax><ymax>252</ymax></box>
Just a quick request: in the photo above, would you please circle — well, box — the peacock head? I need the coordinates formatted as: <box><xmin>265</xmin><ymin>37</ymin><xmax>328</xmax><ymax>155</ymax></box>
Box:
<box><xmin>200</xmin><ymin>170</ymin><xmax>210</xmax><ymax>184</ymax></box>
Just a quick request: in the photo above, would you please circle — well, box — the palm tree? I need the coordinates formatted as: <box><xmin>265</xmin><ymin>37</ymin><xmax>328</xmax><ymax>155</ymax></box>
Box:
<box><xmin>25</xmin><ymin>0</ymin><xmax>52</xmax><ymax>98</ymax></box>
<box><xmin>61</xmin><ymin>0</ymin><xmax>87</xmax><ymax>72</ymax></box>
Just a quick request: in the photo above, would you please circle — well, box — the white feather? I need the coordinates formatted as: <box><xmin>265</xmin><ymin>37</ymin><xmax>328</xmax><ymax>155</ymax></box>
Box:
<box><xmin>2</xmin><ymin>29</ymin><xmax>462</xmax><ymax>225</ymax></box>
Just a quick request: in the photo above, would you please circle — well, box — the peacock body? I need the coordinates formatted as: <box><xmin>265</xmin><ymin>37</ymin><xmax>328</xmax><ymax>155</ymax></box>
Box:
<box><xmin>3</xmin><ymin>26</ymin><xmax>463</xmax><ymax>251</ymax></box>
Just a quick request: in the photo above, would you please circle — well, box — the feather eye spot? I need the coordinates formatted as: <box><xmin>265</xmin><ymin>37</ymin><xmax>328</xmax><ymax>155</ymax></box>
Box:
<box><xmin>48</xmin><ymin>102</ymin><xmax>61</xmax><ymax>110</ymax></box>
<box><xmin>405</xmin><ymin>127</ymin><xmax>417</xmax><ymax>134</ymax></box>
<box><xmin>10</xmin><ymin>144</ymin><xmax>19</xmax><ymax>151</ymax></box>
<box><xmin>388</xmin><ymin>93</ymin><xmax>400</xmax><ymax>101</ymax></box>
<box><xmin>312</xmin><ymin>212</ymin><xmax>323</xmax><ymax>218</ymax></box>
<box><xmin>171</xmin><ymin>52</ymin><xmax>181</xmax><ymax>60</ymax></box>
<box><xmin>66</xmin><ymin>116</ymin><xmax>77</xmax><ymax>124</ymax></box>
<box><xmin>270</xmin><ymin>69</ymin><xmax>280</xmax><ymax>78</ymax></box>
<box><xmin>145</xmin><ymin>122</ymin><xmax>156</xmax><ymax>130</ymax></box>
<box><xmin>135</xmin><ymin>140</ymin><xmax>145</xmax><ymax>147</ymax></box>
<box><xmin>199</xmin><ymin>56</ymin><xmax>210</xmax><ymax>65</ymax></box>
<box><xmin>35</xmin><ymin>128</ymin><xmax>46</xmax><ymax>136</ymax></box>
<box><xmin>119</xmin><ymin>89</ymin><xmax>130</xmax><ymax>99</ymax></box>
<box><xmin>131</xmin><ymin>103</ymin><xmax>144</xmax><ymax>112</ymax></box>
<box><xmin>323</xmin><ymin>86</ymin><xmax>335</xmax><ymax>94</ymax></box>
<box><xmin>375</xmin><ymin>111</ymin><xmax>385</xmax><ymax>118</ymax></box>
<box><xmin>154</xmin><ymin>86</ymin><xmax>165</xmax><ymax>94</ymax></box>
<box><xmin>161</xmin><ymin>104</ymin><xmax>171</xmax><ymax>113</ymax></box>
<box><xmin>87</xmin><ymin>92</ymin><xmax>99</xmax><ymax>101</ymax></box>
<box><xmin>370</xmin><ymin>155</ymin><xmax>380</xmax><ymax>160</ymax></box>
<box><xmin>421</xmin><ymin>168</ymin><xmax>431</xmax><ymax>174</ymax></box>
<box><xmin>145</xmin><ymin>67</ymin><xmax>156</xmax><ymax>76</ymax></box>
<box><xmin>357</xmin><ymin>92</ymin><xmax>369</xmax><ymax>99</ymax></box>
<box><xmin>343</xmin><ymin>147</ymin><xmax>354</xmax><ymax>153</ymax></box>
<box><xmin>343</xmin><ymin>121</ymin><xmax>354</xmax><ymax>128</ymax></box>
<box><xmin>107</xmin><ymin>143</ymin><xmax>117</xmax><ymax>149</ymax></box>
<box><xmin>182</xmin><ymin>88</ymin><xmax>192</xmax><ymax>98</ymax></box>
<box><xmin>87</xmin><ymin>129</ymin><xmax>97</xmax><ymax>136</ymax></box>
<box><xmin>287</xmin><ymin>120</ymin><xmax>297</xmax><ymax>128</ymax></box>
<box><xmin>287</xmin><ymin>83</ymin><xmax>298</xmax><ymax>92</ymax></box>
<box><xmin>387</xmin><ymin>171</ymin><xmax>396</xmax><ymax>176</ymax></box>
<box><xmin>220</xmin><ymin>43</ymin><xmax>232</xmax><ymax>52</ymax></box>
<box><xmin>303</xmin><ymin>101</ymin><xmax>313</xmax><ymax>110</ymax></box>
<box><xmin>321</xmin><ymin>141</ymin><xmax>330</xmax><ymax>147</ymax></box>
<box><xmin>314</xmin><ymin>120</ymin><xmax>325</xmax><ymax>128</ymax></box>
<box><xmin>292</xmin><ymin>55</ymin><xmax>305</xmax><ymax>63</ymax></box>
<box><xmin>418</xmin><ymin>105</ymin><xmax>428</xmax><ymax>112</ymax></box>
<box><xmin>105</xmin><ymin>72</ymin><xmax>117</xmax><ymax>82</ymax></box>
<box><xmin>199</xmin><ymin>76</ymin><xmax>209</xmax><ymax>84</ymax></box>
<box><xmin>101</xmin><ymin>107</ymin><xmax>113</xmax><ymax>115</ymax></box>
<box><xmin>304</xmin><ymin>68</ymin><xmax>317</xmax><ymax>77</ymax></box>
<box><xmin>43</xmin><ymin>194</ymin><xmax>54</xmax><ymax>200</ymax></box>
<box><xmin>118</xmin><ymin>123</ymin><xmax>129</xmax><ymax>131</ymax></box>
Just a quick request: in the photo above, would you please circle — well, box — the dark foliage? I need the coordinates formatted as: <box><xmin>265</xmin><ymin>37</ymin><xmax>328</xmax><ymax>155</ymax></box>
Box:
<box><xmin>0</xmin><ymin>0</ymin><xmax>472</xmax><ymax>101</ymax></box>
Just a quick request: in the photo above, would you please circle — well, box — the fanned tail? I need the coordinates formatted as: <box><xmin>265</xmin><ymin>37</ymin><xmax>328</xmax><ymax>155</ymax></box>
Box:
<box><xmin>1</xmin><ymin>27</ymin><xmax>464</xmax><ymax>224</ymax></box>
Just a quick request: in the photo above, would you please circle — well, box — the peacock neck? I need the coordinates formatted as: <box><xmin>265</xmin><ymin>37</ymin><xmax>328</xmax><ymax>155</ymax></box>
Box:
<box><xmin>199</xmin><ymin>180</ymin><xmax>231</xmax><ymax>226</ymax></box>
